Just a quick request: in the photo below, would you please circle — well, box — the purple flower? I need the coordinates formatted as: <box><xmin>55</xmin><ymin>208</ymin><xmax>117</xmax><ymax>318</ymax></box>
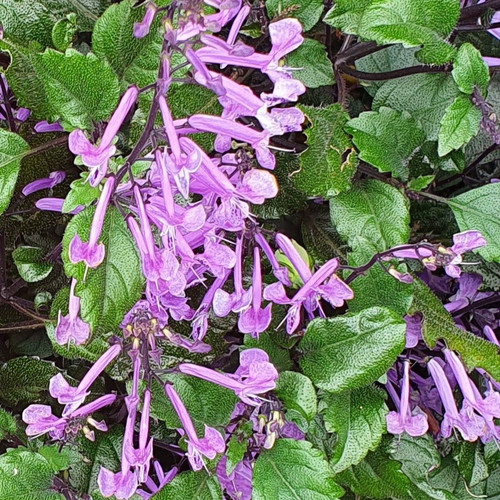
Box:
<box><xmin>55</xmin><ymin>278</ymin><xmax>90</xmax><ymax>346</ymax></box>
<box><xmin>69</xmin><ymin>176</ymin><xmax>115</xmax><ymax>270</ymax></box>
<box><xmin>137</xmin><ymin>462</ymin><xmax>178</xmax><ymax>499</ymax></box>
<box><xmin>444</xmin><ymin>230</ymin><xmax>487</xmax><ymax>278</ymax></box>
<box><xmin>386</xmin><ymin>361</ymin><xmax>429</xmax><ymax>437</ymax></box>
<box><xmin>404</xmin><ymin>314</ymin><xmax>422</xmax><ymax>348</ymax></box>
<box><xmin>198</xmin><ymin>231</ymin><xmax>236</xmax><ymax>278</ymax></box>
<box><xmin>98</xmin><ymin>466</ymin><xmax>138</xmax><ymax>500</ymax></box>
<box><xmin>255</xmin><ymin>232</ymin><xmax>290</xmax><ymax>285</ymax></box>
<box><xmin>216</xmin><ymin>457</ymin><xmax>252</xmax><ymax>500</ymax></box>
<box><xmin>178</xmin><ymin>348</ymin><xmax>278</xmax><ymax>406</ymax></box>
<box><xmin>164</xmin><ymin>384</ymin><xmax>226</xmax><ymax>471</ymax></box>
<box><xmin>36</xmin><ymin>197</ymin><xmax>83</xmax><ymax>214</ymax></box>
<box><xmin>238</xmin><ymin>247</ymin><xmax>272</xmax><ymax>338</ymax></box>
<box><xmin>69</xmin><ymin>86</ymin><xmax>138</xmax><ymax>186</ymax></box>
<box><xmin>133</xmin><ymin>2</ymin><xmax>157</xmax><ymax>38</ymax></box>
<box><xmin>22</xmin><ymin>171</ymin><xmax>66</xmax><ymax>196</ymax></box>
<box><xmin>34</xmin><ymin>120</ymin><xmax>64</xmax><ymax>133</ymax></box>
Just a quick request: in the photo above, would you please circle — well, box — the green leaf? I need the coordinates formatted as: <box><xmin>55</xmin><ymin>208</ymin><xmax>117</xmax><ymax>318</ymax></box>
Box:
<box><xmin>407</xmin><ymin>175</ymin><xmax>435</xmax><ymax>191</ymax></box>
<box><xmin>454</xmin><ymin>441</ymin><xmax>489</xmax><ymax>488</ymax></box>
<box><xmin>0</xmin><ymin>128</ymin><xmax>29</xmax><ymax>216</ymax></box>
<box><xmin>448</xmin><ymin>183</ymin><xmax>500</xmax><ymax>262</ymax></box>
<box><xmin>38</xmin><ymin>445</ymin><xmax>73</xmax><ymax>472</ymax></box>
<box><xmin>0</xmin><ymin>408</ymin><xmax>17</xmax><ymax>439</ymax></box>
<box><xmin>150</xmin><ymin>374</ymin><xmax>237</xmax><ymax>432</ymax></box>
<box><xmin>265</xmin><ymin>0</ymin><xmax>324</xmax><ymax>31</ymax></box>
<box><xmin>286</xmin><ymin>39</ymin><xmax>334</xmax><ymax>88</ymax></box>
<box><xmin>62</xmin><ymin>206</ymin><xmax>144</xmax><ymax>334</ymax></box>
<box><xmin>373</xmin><ymin>73</ymin><xmax>459</xmax><ymax>141</ymax></box>
<box><xmin>410</xmin><ymin>278</ymin><xmax>500</xmax><ymax>381</ymax></box>
<box><xmin>0</xmin><ymin>449</ymin><xmax>63</xmax><ymax>500</ymax></box>
<box><xmin>324</xmin><ymin>0</ymin><xmax>375</xmax><ymax>34</ymax></box>
<box><xmin>0</xmin><ymin>357</ymin><xmax>58</xmax><ymax>405</ymax></box>
<box><xmin>438</xmin><ymin>94</ymin><xmax>481</xmax><ymax>157</ymax></box>
<box><xmin>330</xmin><ymin>179</ymin><xmax>410</xmax><ymax>254</ymax></box>
<box><xmin>12</xmin><ymin>246</ymin><xmax>53</xmax><ymax>282</ymax></box>
<box><xmin>225</xmin><ymin>421</ymin><xmax>253</xmax><ymax>475</ymax></box>
<box><xmin>322</xmin><ymin>385</ymin><xmax>388</xmax><ymax>474</ymax></box>
<box><xmin>253</xmin><ymin>439</ymin><xmax>343</xmax><ymax>500</ymax></box>
<box><xmin>51</xmin><ymin>13</ymin><xmax>77</xmax><ymax>52</ymax></box>
<box><xmin>62</xmin><ymin>174</ymin><xmax>101</xmax><ymax>213</ymax></box>
<box><xmin>294</xmin><ymin>104</ymin><xmax>357</xmax><ymax>197</ymax></box>
<box><xmin>299</xmin><ymin>307</ymin><xmax>406</xmax><ymax>392</ymax></box>
<box><xmin>92</xmin><ymin>0</ymin><xmax>164</xmax><ymax>88</ymax></box>
<box><xmin>152</xmin><ymin>470</ymin><xmax>221</xmax><ymax>500</ymax></box>
<box><xmin>275</xmin><ymin>371</ymin><xmax>317</xmax><ymax>423</ymax></box>
<box><xmin>359</xmin><ymin>0</ymin><xmax>459</xmax><ymax>64</ymax></box>
<box><xmin>346</xmin><ymin>107</ymin><xmax>426</xmax><ymax>180</ymax></box>
<box><xmin>32</xmin><ymin>48</ymin><xmax>120</xmax><ymax>130</ymax></box>
<box><xmin>452</xmin><ymin>43</ymin><xmax>490</xmax><ymax>95</ymax></box>
<box><xmin>244</xmin><ymin>333</ymin><xmax>293</xmax><ymax>372</ymax></box>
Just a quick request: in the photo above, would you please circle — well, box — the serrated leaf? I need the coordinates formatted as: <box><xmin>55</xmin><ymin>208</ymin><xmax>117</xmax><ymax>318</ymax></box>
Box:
<box><xmin>438</xmin><ymin>94</ymin><xmax>481</xmax><ymax>156</ymax></box>
<box><xmin>244</xmin><ymin>333</ymin><xmax>293</xmax><ymax>372</ymax></box>
<box><xmin>253</xmin><ymin>439</ymin><xmax>343</xmax><ymax>500</ymax></box>
<box><xmin>62</xmin><ymin>206</ymin><xmax>144</xmax><ymax>334</ymax></box>
<box><xmin>294</xmin><ymin>104</ymin><xmax>357</xmax><ymax>197</ymax></box>
<box><xmin>299</xmin><ymin>307</ymin><xmax>406</xmax><ymax>392</ymax></box>
<box><xmin>265</xmin><ymin>0</ymin><xmax>324</xmax><ymax>31</ymax></box>
<box><xmin>0</xmin><ymin>128</ymin><xmax>30</xmax><ymax>216</ymax></box>
<box><xmin>152</xmin><ymin>470</ymin><xmax>221</xmax><ymax>500</ymax></box>
<box><xmin>286</xmin><ymin>39</ymin><xmax>334</xmax><ymax>88</ymax></box>
<box><xmin>330</xmin><ymin>179</ymin><xmax>410</xmax><ymax>254</ymax></box>
<box><xmin>448</xmin><ymin>183</ymin><xmax>500</xmax><ymax>262</ymax></box>
<box><xmin>62</xmin><ymin>174</ymin><xmax>100</xmax><ymax>213</ymax></box>
<box><xmin>373</xmin><ymin>73</ymin><xmax>459</xmax><ymax>141</ymax></box>
<box><xmin>0</xmin><ymin>408</ymin><xmax>17</xmax><ymax>439</ymax></box>
<box><xmin>346</xmin><ymin>107</ymin><xmax>426</xmax><ymax>180</ymax></box>
<box><xmin>12</xmin><ymin>246</ymin><xmax>53</xmax><ymax>282</ymax></box>
<box><xmin>0</xmin><ymin>357</ymin><xmax>58</xmax><ymax>405</ymax></box>
<box><xmin>324</xmin><ymin>0</ymin><xmax>375</xmax><ymax>34</ymax></box>
<box><xmin>452</xmin><ymin>43</ymin><xmax>490</xmax><ymax>95</ymax></box>
<box><xmin>38</xmin><ymin>445</ymin><xmax>72</xmax><ymax>472</ymax></box>
<box><xmin>225</xmin><ymin>422</ymin><xmax>252</xmax><ymax>475</ymax></box>
<box><xmin>454</xmin><ymin>441</ymin><xmax>489</xmax><ymax>488</ymax></box>
<box><xmin>150</xmin><ymin>374</ymin><xmax>237</xmax><ymax>433</ymax></box>
<box><xmin>410</xmin><ymin>278</ymin><xmax>500</xmax><ymax>381</ymax></box>
<box><xmin>275</xmin><ymin>371</ymin><xmax>317</xmax><ymax>423</ymax></box>
<box><xmin>0</xmin><ymin>449</ymin><xmax>62</xmax><ymax>500</ymax></box>
<box><xmin>323</xmin><ymin>385</ymin><xmax>387</xmax><ymax>474</ymax></box>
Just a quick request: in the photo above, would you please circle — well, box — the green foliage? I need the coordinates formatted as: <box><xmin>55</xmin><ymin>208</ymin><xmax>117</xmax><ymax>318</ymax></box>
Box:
<box><xmin>266</xmin><ymin>0</ymin><xmax>324</xmax><ymax>31</ymax></box>
<box><xmin>62</xmin><ymin>206</ymin><xmax>144</xmax><ymax>335</ymax></box>
<box><xmin>346</xmin><ymin>107</ymin><xmax>426</xmax><ymax>180</ymax></box>
<box><xmin>12</xmin><ymin>246</ymin><xmax>53</xmax><ymax>282</ymax></box>
<box><xmin>452</xmin><ymin>43</ymin><xmax>490</xmax><ymax>95</ymax></box>
<box><xmin>153</xmin><ymin>471</ymin><xmax>222</xmax><ymax>500</ymax></box>
<box><xmin>294</xmin><ymin>104</ymin><xmax>357</xmax><ymax>197</ymax></box>
<box><xmin>286</xmin><ymin>39</ymin><xmax>334</xmax><ymax>88</ymax></box>
<box><xmin>322</xmin><ymin>385</ymin><xmax>388</xmax><ymax>474</ymax></box>
<box><xmin>51</xmin><ymin>13</ymin><xmax>77</xmax><ymax>52</ymax></box>
<box><xmin>275</xmin><ymin>371</ymin><xmax>317</xmax><ymax>424</ymax></box>
<box><xmin>448</xmin><ymin>183</ymin><xmax>500</xmax><ymax>262</ymax></box>
<box><xmin>253</xmin><ymin>439</ymin><xmax>344</xmax><ymax>500</ymax></box>
<box><xmin>62</xmin><ymin>174</ymin><xmax>101</xmax><ymax>213</ymax></box>
<box><xmin>244</xmin><ymin>332</ymin><xmax>293</xmax><ymax>372</ymax></box>
<box><xmin>0</xmin><ymin>128</ymin><xmax>29</xmax><ymax>216</ymax></box>
<box><xmin>0</xmin><ymin>408</ymin><xmax>17</xmax><ymax>439</ymax></box>
<box><xmin>299</xmin><ymin>307</ymin><xmax>406</xmax><ymax>392</ymax></box>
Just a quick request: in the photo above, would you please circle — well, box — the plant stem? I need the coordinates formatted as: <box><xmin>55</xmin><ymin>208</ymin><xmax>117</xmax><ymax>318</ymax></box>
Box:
<box><xmin>338</xmin><ymin>63</ymin><xmax>449</xmax><ymax>81</ymax></box>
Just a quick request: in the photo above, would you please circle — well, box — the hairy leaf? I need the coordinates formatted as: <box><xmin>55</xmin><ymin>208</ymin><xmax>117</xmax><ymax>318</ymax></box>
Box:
<box><xmin>452</xmin><ymin>43</ymin><xmax>490</xmax><ymax>95</ymax></box>
<box><xmin>12</xmin><ymin>246</ymin><xmax>53</xmax><ymax>282</ymax></box>
<box><xmin>153</xmin><ymin>471</ymin><xmax>221</xmax><ymax>500</ymax></box>
<box><xmin>266</xmin><ymin>0</ymin><xmax>324</xmax><ymax>31</ymax></box>
<box><xmin>275</xmin><ymin>371</ymin><xmax>317</xmax><ymax>423</ymax></box>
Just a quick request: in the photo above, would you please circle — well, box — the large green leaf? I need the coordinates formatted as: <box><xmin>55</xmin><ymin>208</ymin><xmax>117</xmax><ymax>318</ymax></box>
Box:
<box><xmin>12</xmin><ymin>246</ymin><xmax>53</xmax><ymax>282</ymax></box>
<box><xmin>452</xmin><ymin>43</ymin><xmax>490</xmax><ymax>95</ymax></box>
<box><xmin>410</xmin><ymin>278</ymin><xmax>500</xmax><ymax>381</ymax></box>
<box><xmin>152</xmin><ymin>471</ymin><xmax>221</xmax><ymax>500</ymax></box>
<box><xmin>323</xmin><ymin>385</ymin><xmax>388</xmax><ymax>474</ymax></box>
<box><xmin>293</xmin><ymin>104</ymin><xmax>357</xmax><ymax>198</ymax></box>
<box><xmin>346</xmin><ymin>107</ymin><xmax>426</xmax><ymax>180</ymax></box>
<box><xmin>448</xmin><ymin>183</ymin><xmax>500</xmax><ymax>263</ymax></box>
<box><xmin>0</xmin><ymin>128</ymin><xmax>29</xmax><ymax>216</ymax></box>
<box><xmin>253</xmin><ymin>439</ymin><xmax>343</xmax><ymax>500</ymax></box>
<box><xmin>266</xmin><ymin>0</ymin><xmax>324</xmax><ymax>31</ymax></box>
<box><xmin>286</xmin><ymin>39</ymin><xmax>334</xmax><ymax>88</ymax></box>
<box><xmin>324</xmin><ymin>0</ymin><xmax>375</xmax><ymax>34</ymax></box>
<box><xmin>438</xmin><ymin>94</ymin><xmax>481</xmax><ymax>157</ymax></box>
<box><xmin>0</xmin><ymin>449</ymin><xmax>63</xmax><ymax>500</ymax></box>
<box><xmin>275</xmin><ymin>371</ymin><xmax>317</xmax><ymax>424</ymax></box>
<box><xmin>299</xmin><ymin>307</ymin><xmax>406</xmax><ymax>392</ymax></box>
<box><xmin>330</xmin><ymin>179</ymin><xmax>410</xmax><ymax>255</ymax></box>
<box><xmin>62</xmin><ymin>206</ymin><xmax>144</xmax><ymax>335</ymax></box>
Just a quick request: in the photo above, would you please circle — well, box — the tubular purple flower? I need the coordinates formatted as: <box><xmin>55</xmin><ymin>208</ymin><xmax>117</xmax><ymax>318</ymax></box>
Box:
<box><xmin>133</xmin><ymin>2</ymin><xmax>157</xmax><ymax>38</ymax></box>
<box><xmin>22</xmin><ymin>171</ymin><xmax>66</xmax><ymax>196</ymax></box>
<box><xmin>55</xmin><ymin>278</ymin><xmax>90</xmax><ymax>346</ymax></box>
<box><xmin>164</xmin><ymin>384</ymin><xmax>225</xmax><ymax>471</ymax></box>
<box><xmin>69</xmin><ymin>86</ymin><xmax>138</xmax><ymax>186</ymax></box>
<box><xmin>255</xmin><ymin>232</ymin><xmax>290</xmax><ymax>285</ymax></box>
<box><xmin>36</xmin><ymin>197</ymin><xmax>83</xmax><ymax>214</ymax></box>
<box><xmin>34</xmin><ymin>120</ymin><xmax>64</xmax><ymax>133</ymax></box>
<box><xmin>484</xmin><ymin>325</ymin><xmax>499</xmax><ymax>346</ymax></box>
<box><xmin>16</xmin><ymin>108</ymin><xmax>30</xmax><ymax>122</ymax></box>
<box><xmin>69</xmin><ymin>176</ymin><xmax>115</xmax><ymax>270</ymax></box>
<box><xmin>386</xmin><ymin>361</ymin><xmax>428</xmax><ymax>437</ymax></box>
<box><xmin>444</xmin><ymin>230</ymin><xmax>487</xmax><ymax>278</ymax></box>
<box><xmin>275</xmin><ymin>233</ymin><xmax>311</xmax><ymax>284</ymax></box>
<box><xmin>226</xmin><ymin>4</ymin><xmax>250</xmax><ymax>45</ymax></box>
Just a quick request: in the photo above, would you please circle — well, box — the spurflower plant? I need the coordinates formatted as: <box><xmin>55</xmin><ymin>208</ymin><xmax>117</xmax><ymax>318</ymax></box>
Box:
<box><xmin>1</xmin><ymin>0</ymin><xmax>500</xmax><ymax>498</ymax></box>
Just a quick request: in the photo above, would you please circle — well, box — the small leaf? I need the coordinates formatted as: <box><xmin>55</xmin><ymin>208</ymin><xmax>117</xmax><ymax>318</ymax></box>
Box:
<box><xmin>62</xmin><ymin>206</ymin><xmax>144</xmax><ymax>334</ymax></box>
<box><xmin>454</xmin><ymin>441</ymin><xmax>489</xmax><ymax>488</ymax></box>
<box><xmin>324</xmin><ymin>0</ymin><xmax>376</xmax><ymax>34</ymax></box>
<box><xmin>299</xmin><ymin>307</ymin><xmax>406</xmax><ymax>392</ymax></box>
<box><xmin>0</xmin><ymin>408</ymin><xmax>17</xmax><ymax>439</ymax></box>
<box><xmin>410</xmin><ymin>278</ymin><xmax>500</xmax><ymax>380</ymax></box>
<box><xmin>38</xmin><ymin>445</ymin><xmax>73</xmax><ymax>472</ymax></box>
<box><xmin>286</xmin><ymin>39</ymin><xmax>334</xmax><ymax>88</ymax></box>
<box><xmin>294</xmin><ymin>104</ymin><xmax>357</xmax><ymax>197</ymax></box>
<box><xmin>62</xmin><ymin>174</ymin><xmax>100</xmax><ymax>213</ymax></box>
<box><xmin>438</xmin><ymin>94</ymin><xmax>481</xmax><ymax>157</ymax></box>
<box><xmin>253</xmin><ymin>439</ymin><xmax>343</xmax><ymax>500</ymax></box>
<box><xmin>12</xmin><ymin>246</ymin><xmax>53</xmax><ymax>282</ymax></box>
<box><xmin>346</xmin><ymin>107</ymin><xmax>426</xmax><ymax>180</ymax></box>
<box><xmin>265</xmin><ymin>0</ymin><xmax>324</xmax><ymax>31</ymax></box>
<box><xmin>452</xmin><ymin>42</ymin><xmax>490</xmax><ymax>95</ymax></box>
<box><xmin>0</xmin><ymin>128</ymin><xmax>30</xmax><ymax>216</ymax></box>
<box><xmin>407</xmin><ymin>175</ymin><xmax>435</xmax><ymax>191</ymax></box>
<box><xmin>152</xmin><ymin>470</ymin><xmax>221</xmax><ymax>500</ymax></box>
<box><xmin>275</xmin><ymin>371</ymin><xmax>317</xmax><ymax>423</ymax></box>
<box><xmin>448</xmin><ymin>182</ymin><xmax>500</xmax><ymax>262</ymax></box>
<box><xmin>51</xmin><ymin>13</ymin><xmax>77</xmax><ymax>52</ymax></box>
<box><xmin>322</xmin><ymin>385</ymin><xmax>388</xmax><ymax>473</ymax></box>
